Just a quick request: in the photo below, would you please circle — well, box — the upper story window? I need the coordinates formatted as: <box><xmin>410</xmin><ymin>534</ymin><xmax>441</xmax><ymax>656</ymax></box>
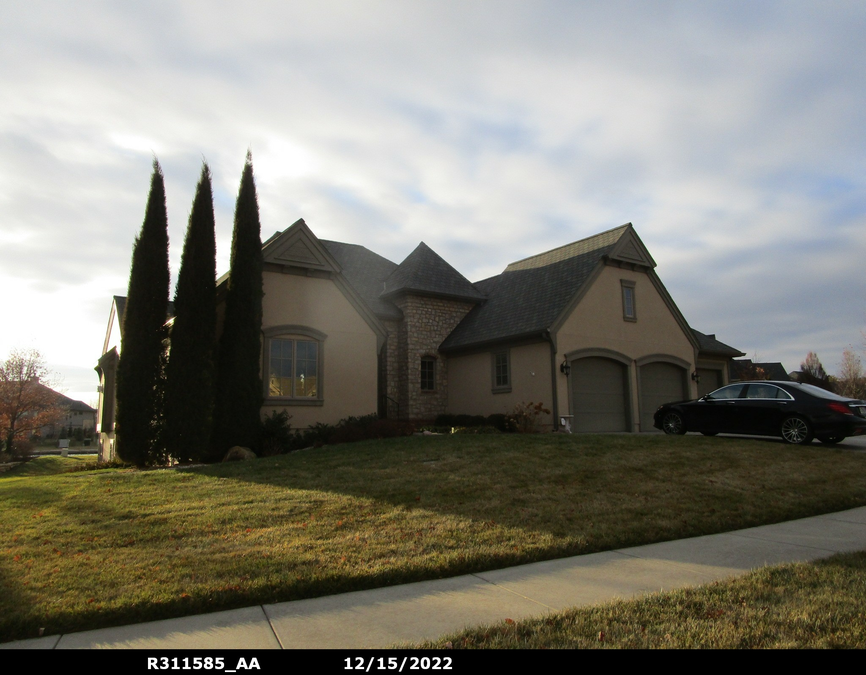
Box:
<box><xmin>264</xmin><ymin>325</ymin><xmax>326</xmax><ymax>403</ymax></box>
<box><xmin>492</xmin><ymin>350</ymin><xmax>511</xmax><ymax>393</ymax></box>
<box><xmin>420</xmin><ymin>356</ymin><xmax>436</xmax><ymax>391</ymax></box>
<box><xmin>621</xmin><ymin>280</ymin><xmax>636</xmax><ymax>321</ymax></box>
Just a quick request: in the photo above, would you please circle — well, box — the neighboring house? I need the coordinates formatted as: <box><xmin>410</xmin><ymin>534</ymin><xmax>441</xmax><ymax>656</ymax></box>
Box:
<box><xmin>44</xmin><ymin>394</ymin><xmax>97</xmax><ymax>436</ymax></box>
<box><xmin>96</xmin><ymin>219</ymin><xmax>743</xmax><ymax>458</ymax></box>
<box><xmin>730</xmin><ymin>359</ymin><xmax>791</xmax><ymax>383</ymax></box>
<box><xmin>94</xmin><ymin>296</ymin><xmax>175</xmax><ymax>461</ymax></box>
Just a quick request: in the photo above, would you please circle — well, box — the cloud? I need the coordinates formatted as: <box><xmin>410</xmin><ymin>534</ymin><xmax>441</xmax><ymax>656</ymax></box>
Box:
<box><xmin>0</xmin><ymin>1</ymin><xmax>864</xmax><ymax>382</ymax></box>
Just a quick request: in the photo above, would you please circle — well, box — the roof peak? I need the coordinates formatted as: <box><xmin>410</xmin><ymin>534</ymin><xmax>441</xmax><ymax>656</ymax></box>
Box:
<box><xmin>505</xmin><ymin>223</ymin><xmax>632</xmax><ymax>273</ymax></box>
<box><xmin>381</xmin><ymin>241</ymin><xmax>484</xmax><ymax>302</ymax></box>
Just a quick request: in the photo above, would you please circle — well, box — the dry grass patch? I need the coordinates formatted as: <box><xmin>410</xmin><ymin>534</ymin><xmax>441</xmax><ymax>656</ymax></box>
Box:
<box><xmin>416</xmin><ymin>551</ymin><xmax>866</xmax><ymax>649</ymax></box>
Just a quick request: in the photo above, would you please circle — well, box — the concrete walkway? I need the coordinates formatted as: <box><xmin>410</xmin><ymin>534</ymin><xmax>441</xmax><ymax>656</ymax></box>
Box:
<box><xmin>5</xmin><ymin>506</ymin><xmax>866</xmax><ymax>650</ymax></box>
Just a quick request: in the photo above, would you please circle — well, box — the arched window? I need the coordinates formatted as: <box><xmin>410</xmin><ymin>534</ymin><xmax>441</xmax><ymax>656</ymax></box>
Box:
<box><xmin>263</xmin><ymin>325</ymin><xmax>325</xmax><ymax>403</ymax></box>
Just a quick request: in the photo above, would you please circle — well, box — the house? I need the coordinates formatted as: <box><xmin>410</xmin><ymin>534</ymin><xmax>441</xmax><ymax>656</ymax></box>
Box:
<box><xmin>94</xmin><ymin>296</ymin><xmax>175</xmax><ymax>461</ymax></box>
<box><xmin>40</xmin><ymin>392</ymin><xmax>97</xmax><ymax>437</ymax></box>
<box><xmin>96</xmin><ymin>219</ymin><xmax>743</xmax><ymax>459</ymax></box>
<box><xmin>730</xmin><ymin>359</ymin><xmax>791</xmax><ymax>383</ymax></box>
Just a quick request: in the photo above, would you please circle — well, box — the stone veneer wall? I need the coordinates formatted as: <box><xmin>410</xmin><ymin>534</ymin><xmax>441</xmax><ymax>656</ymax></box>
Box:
<box><xmin>381</xmin><ymin>318</ymin><xmax>401</xmax><ymax>418</ymax></box>
<box><xmin>391</xmin><ymin>295</ymin><xmax>476</xmax><ymax>420</ymax></box>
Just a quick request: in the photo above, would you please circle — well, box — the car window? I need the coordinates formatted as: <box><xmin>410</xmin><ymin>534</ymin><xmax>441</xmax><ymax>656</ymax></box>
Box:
<box><xmin>708</xmin><ymin>384</ymin><xmax>745</xmax><ymax>399</ymax></box>
<box><xmin>745</xmin><ymin>383</ymin><xmax>792</xmax><ymax>399</ymax></box>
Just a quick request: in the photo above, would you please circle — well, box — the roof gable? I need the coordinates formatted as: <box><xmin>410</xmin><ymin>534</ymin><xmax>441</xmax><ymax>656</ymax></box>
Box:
<box><xmin>442</xmin><ymin>225</ymin><xmax>631</xmax><ymax>351</ymax></box>
<box><xmin>262</xmin><ymin>218</ymin><xmax>341</xmax><ymax>273</ymax></box>
<box><xmin>381</xmin><ymin>242</ymin><xmax>484</xmax><ymax>302</ymax></box>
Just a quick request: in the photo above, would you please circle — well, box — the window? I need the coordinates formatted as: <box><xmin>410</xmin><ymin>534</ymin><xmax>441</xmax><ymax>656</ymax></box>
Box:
<box><xmin>264</xmin><ymin>325</ymin><xmax>326</xmax><ymax>403</ymax></box>
<box><xmin>707</xmin><ymin>383</ymin><xmax>745</xmax><ymax>400</ymax></box>
<box><xmin>621</xmin><ymin>280</ymin><xmax>636</xmax><ymax>321</ymax></box>
<box><xmin>492</xmin><ymin>350</ymin><xmax>511</xmax><ymax>393</ymax></box>
<box><xmin>420</xmin><ymin>357</ymin><xmax>436</xmax><ymax>391</ymax></box>
<box><xmin>268</xmin><ymin>338</ymin><xmax>319</xmax><ymax>398</ymax></box>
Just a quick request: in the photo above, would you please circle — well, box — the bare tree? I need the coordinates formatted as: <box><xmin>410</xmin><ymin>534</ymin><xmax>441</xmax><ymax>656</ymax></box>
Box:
<box><xmin>837</xmin><ymin>347</ymin><xmax>866</xmax><ymax>399</ymax></box>
<box><xmin>0</xmin><ymin>349</ymin><xmax>65</xmax><ymax>458</ymax></box>
<box><xmin>799</xmin><ymin>351</ymin><xmax>833</xmax><ymax>391</ymax></box>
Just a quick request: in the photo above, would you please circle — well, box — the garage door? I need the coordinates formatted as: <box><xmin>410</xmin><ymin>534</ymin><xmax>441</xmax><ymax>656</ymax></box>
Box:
<box><xmin>696</xmin><ymin>368</ymin><xmax>722</xmax><ymax>398</ymax></box>
<box><xmin>640</xmin><ymin>361</ymin><xmax>687</xmax><ymax>431</ymax></box>
<box><xmin>571</xmin><ymin>357</ymin><xmax>629</xmax><ymax>432</ymax></box>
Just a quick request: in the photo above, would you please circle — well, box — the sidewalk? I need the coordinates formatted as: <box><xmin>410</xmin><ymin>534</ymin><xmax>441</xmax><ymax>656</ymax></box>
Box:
<box><xmin>5</xmin><ymin>506</ymin><xmax>866</xmax><ymax>650</ymax></box>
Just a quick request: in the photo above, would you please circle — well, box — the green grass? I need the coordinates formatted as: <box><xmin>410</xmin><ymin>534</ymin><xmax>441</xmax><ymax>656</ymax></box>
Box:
<box><xmin>2</xmin><ymin>433</ymin><xmax>866</xmax><ymax>642</ymax></box>
<box><xmin>414</xmin><ymin>551</ymin><xmax>866</xmax><ymax>648</ymax></box>
<box><xmin>2</xmin><ymin>455</ymin><xmax>99</xmax><ymax>477</ymax></box>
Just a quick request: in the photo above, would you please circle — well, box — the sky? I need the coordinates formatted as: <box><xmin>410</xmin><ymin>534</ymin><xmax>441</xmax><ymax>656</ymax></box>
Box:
<box><xmin>2</xmin><ymin>1</ymin><xmax>865</xmax><ymax>405</ymax></box>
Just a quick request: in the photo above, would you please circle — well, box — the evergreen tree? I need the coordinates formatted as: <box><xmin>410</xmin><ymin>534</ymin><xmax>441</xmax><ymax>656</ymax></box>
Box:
<box><xmin>116</xmin><ymin>160</ymin><xmax>170</xmax><ymax>467</ymax></box>
<box><xmin>165</xmin><ymin>163</ymin><xmax>217</xmax><ymax>463</ymax></box>
<box><xmin>210</xmin><ymin>152</ymin><xmax>263</xmax><ymax>458</ymax></box>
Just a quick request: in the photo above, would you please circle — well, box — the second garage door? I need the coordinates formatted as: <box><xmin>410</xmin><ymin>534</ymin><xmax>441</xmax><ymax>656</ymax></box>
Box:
<box><xmin>571</xmin><ymin>357</ymin><xmax>629</xmax><ymax>432</ymax></box>
<box><xmin>639</xmin><ymin>361</ymin><xmax>687</xmax><ymax>431</ymax></box>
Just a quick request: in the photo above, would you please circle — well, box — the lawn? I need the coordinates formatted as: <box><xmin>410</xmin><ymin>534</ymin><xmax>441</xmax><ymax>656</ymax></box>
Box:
<box><xmin>2</xmin><ymin>433</ymin><xmax>866</xmax><ymax>642</ymax></box>
<box><xmin>414</xmin><ymin>551</ymin><xmax>866</xmax><ymax>649</ymax></box>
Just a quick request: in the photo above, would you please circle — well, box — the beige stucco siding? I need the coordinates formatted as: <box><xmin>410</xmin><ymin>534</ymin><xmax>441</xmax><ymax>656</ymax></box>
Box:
<box><xmin>260</xmin><ymin>271</ymin><xmax>379</xmax><ymax>428</ymax></box>
<box><xmin>446</xmin><ymin>342</ymin><xmax>553</xmax><ymax>427</ymax></box>
<box><xmin>555</xmin><ymin>265</ymin><xmax>696</xmax><ymax>432</ymax></box>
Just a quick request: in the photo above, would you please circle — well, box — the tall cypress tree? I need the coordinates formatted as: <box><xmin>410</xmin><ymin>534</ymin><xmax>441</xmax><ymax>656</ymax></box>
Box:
<box><xmin>116</xmin><ymin>160</ymin><xmax>170</xmax><ymax>467</ymax></box>
<box><xmin>165</xmin><ymin>163</ymin><xmax>217</xmax><ymax>463</ymax></box>
<box><xmin>210</xmin><ymin>152</ymin><xmax>263</xmax><ymax>458</ymax></box>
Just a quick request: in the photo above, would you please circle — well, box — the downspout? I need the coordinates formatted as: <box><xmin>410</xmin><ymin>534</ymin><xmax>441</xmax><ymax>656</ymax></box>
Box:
<box><xmin>543</xmin><ymin>330</ymin><xmax>559</xmax><ymax>431</ymax></box>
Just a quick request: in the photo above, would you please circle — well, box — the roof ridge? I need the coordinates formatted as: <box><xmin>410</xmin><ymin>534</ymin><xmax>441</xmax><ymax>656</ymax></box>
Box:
<box><xmin>504</xmin><ymin>223</ymin><xmax>630</xmax><ymax>272</ymax></box>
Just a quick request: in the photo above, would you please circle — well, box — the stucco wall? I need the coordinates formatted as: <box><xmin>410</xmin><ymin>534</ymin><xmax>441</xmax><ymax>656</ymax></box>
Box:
<box><xmin>446</xmin><ymin>341</ymin><xmax>554</xmax><ymax>427</ymax></box>
<box><xmin>555</xmin><ymin>264</ymin><xmax>696</xmax><ymax>432</ymax></box>
<box><xmin>259</xmin><ymin>271</ymin><xmax>379</xmax><ymax>428</ymax></box>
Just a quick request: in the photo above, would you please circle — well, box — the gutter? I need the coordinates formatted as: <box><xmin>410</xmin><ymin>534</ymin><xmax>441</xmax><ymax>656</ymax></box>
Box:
<box><xmin>543</xmin><ymin>330</ymin><xmax>559</xmax><ymax>431</ymax></box>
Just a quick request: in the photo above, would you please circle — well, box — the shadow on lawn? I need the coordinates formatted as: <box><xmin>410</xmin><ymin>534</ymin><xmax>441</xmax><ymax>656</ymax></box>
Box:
<box><xmin>185</xmin><ymin>433</ymin><xmax>866</xmax><ymax>546</ymax></box>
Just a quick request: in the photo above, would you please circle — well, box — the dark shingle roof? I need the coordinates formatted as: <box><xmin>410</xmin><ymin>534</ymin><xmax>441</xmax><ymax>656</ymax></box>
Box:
<box><xmin>731</xmin><ymin>360</ymin><xmax>791</xmax><ymax>381</ymax></box>
<box><xmin>441</xmin><ymin>226</ymin><xmax>628</xmax><ymax>351</ymax></box>
<box><xmin>381</xmin><ymin>242</ymin><xmax>485</xmax><ymax>302</ymax></box>
<box><xmin>320</xmin><ymin>240</ymin><xmax>403</xmax><ymax>320</ymax></box>
<box><xmin>691</xmin><ymin>330</ymin><xmax>744</xmax><ymax>357</ymax></box>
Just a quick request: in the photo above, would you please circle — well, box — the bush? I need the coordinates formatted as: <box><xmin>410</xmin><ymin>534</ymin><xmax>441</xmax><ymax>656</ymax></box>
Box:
<box><xmin>507</xmin><ymin>401</ymin><xmax>551</xmax><ymax>433</ymax></box>
<box><xmin>260</xmin><ymin>410</ymin><xmax>293</xmax><ymax>456</ymax></box>
<box><xmin>486</xmin><ymin>413</ymin><xmax>511</xmax><ymax>432</ymax></box>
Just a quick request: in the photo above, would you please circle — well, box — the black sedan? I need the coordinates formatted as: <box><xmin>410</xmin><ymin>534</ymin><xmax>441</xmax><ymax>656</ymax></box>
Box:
<box><xmin>653</xmin><ymin>380</ymin><xmax>866</xmax><ymax>445</ymax></box>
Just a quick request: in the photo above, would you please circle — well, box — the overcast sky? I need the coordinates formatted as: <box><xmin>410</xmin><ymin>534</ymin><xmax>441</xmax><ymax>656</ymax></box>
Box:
<box><xmin>2</xmin><ymin>1</ymin><xmax>865</xmax><ymax>404</ymax></box>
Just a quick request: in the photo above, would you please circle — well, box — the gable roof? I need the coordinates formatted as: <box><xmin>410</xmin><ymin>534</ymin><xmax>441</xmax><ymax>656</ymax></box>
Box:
<box><xmin>440</xmin><ymin>224</ymin><xmax>633</xmax><ymax>351</ymax></box>
<box><xmin>381</xmin><ymin>242</ymin><xmax>485</xmax><ymax>303</ymax></box>
<box><xmin>692</xmin><ymin>330</ymin><xmax>745</xmax><ymax>357</ymax></box>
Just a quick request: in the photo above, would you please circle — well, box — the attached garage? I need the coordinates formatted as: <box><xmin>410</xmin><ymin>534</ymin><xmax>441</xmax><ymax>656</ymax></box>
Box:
<box><xmin>571</xmin><ymin>356</ymin><xmax>630</xmax><ymax>432</ymax></box>
<box><xmin>696</xmin><ymin>367</ymin><xmax>723</xmax><ymax>398</ymax></box>
<box><xmin>638</xmin><ymin>359</ymin><xmax>688</xmax><ymax>432</ymax></box>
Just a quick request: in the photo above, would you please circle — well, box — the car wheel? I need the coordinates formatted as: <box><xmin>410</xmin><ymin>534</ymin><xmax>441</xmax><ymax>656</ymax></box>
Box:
<box><xmin>817</xmin><ymin>435</ymin><xmax>845</xmax><ymax>446</ymax></box>
<box><xmin>662</xmin><ymin>411</ymin><xmax>686</xmax><ymax>435</ymax></box>
<box><xmin>780</xmin><ymin>416</ymin><xmax>813</xmax><ymax>445</ymax></box>
<box><xmin>701</xmin><ymin>431</ymin><xmax>718</xmax><ymax>436</ymax></box>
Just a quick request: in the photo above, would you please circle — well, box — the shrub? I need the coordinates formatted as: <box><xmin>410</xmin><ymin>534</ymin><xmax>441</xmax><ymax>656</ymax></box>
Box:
<box><xmin>486</xmin><ymin>413</ymin><xmax>511</xmax><ymax>432</ymax></box>
<box><xmin>507</xmin><ymin>401</ymin><xmax>551</xmax><ymax>433</ymax></box>
<box><xmin>260</xmin><ymin>410</ymin><xmax>293</xmax><ymax>456</ymax></box>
